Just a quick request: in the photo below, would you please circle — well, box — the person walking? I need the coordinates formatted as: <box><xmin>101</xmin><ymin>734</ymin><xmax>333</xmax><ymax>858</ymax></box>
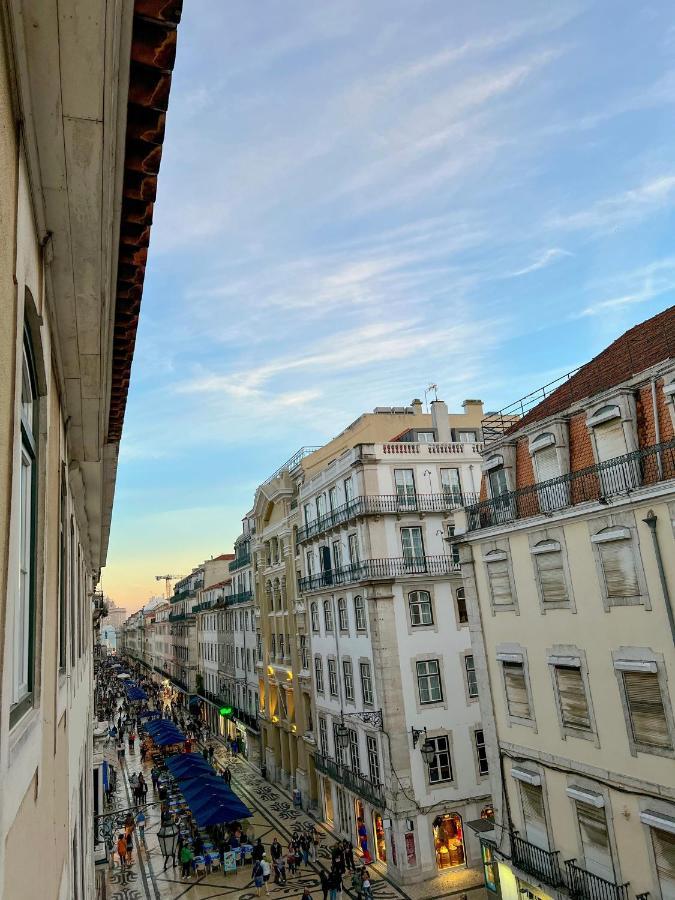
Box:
<box><xmin>252</xmin><ymin>859</ymin><xmax>265</xmax><ymax>896</ymax></box>
<box><xmin>344</xmin><ymin>841</ymin><xmax>355</xmax><ymax>872</ymax></box>
<box><xmin>270</xmin><ymin>838</ymin><xmax>282</xmax><ymax>882</ymax></box>
<box><xmin>301</xmin><ymin>889</ymin><xmax>314</xmax><ymax>900</ymax></box>
<box><xmin>328</xmin><ymin>867</ymin><xmax>342</xmax><ymax>900</ymax></box>
<box><xmin>361</xmin><ymin>870</ymin><xmax>373</xmax><ymax>900</ymax></box>
<box><xmin>223</xmin><ymin>767</ymin><xmax>232</xmax><ymax>786</ymax></box>
<box><xmin>261</xmin><ymin>855</ymin><xmax>271</xmax><ymax>892</ymax></box>
<box><xmin>116</xmin><ymin>834</ymin><xmax>127</xmax><ymax>869</ymax></box>
<box><xmin>351</xmin><ymin>868</ymin><xmax>363</xmax><ymax>900</ymax></box>
<box><xmin>180</xmin><ymin>844</ymin><xmax>193</xmax><ymax>878</ymax></box>
<box><xmin>135</xmin><ymin>809</ymin><xmax>146</xmax><ymax>845</ymax></box>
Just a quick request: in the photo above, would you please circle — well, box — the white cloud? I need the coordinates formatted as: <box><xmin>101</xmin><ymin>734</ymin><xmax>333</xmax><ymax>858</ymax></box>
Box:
<box><xmin>549</xmin><ymin>175</ymin><xmax>675</xmax><ymax>233</ymax></box>
<box><xmin>506</xmin><ymin>247</ymin><xmax>572</xmax><ymax>277</ymax></box>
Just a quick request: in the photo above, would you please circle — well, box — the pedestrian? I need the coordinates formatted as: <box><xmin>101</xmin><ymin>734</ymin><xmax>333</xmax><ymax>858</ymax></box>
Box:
<box><xmin>302</xmin><ymin>889</ymin><xmax>313</xmax><ymax>900</ymax></box>
<box><xmin>116</xmin><ymin>739</ymin><xmax>125</xmax><ymax>764</ymax></box>
<box><xmin>151</xmin><ymin>766</ymin><xmax>159</xmax><ymax>792</ymax></box>
<box><xmin>180</xmin><ymin>844</ymin><xmax>193</xmax><ymax>878</ymax></box>
<box><xmin>362</xmin><ymin>871</ymin><xmax>373</xmax><ymax>900</ymax></box>
<box><xmin>128</xmin><ymin>730</ymin><xmax>136</xmax><ymax>751</ymax></box>
<box><xmin>311</xmin><ymin>828</ymin><xmax>320</xmax><ymax>862</ymax></box>
<box><xmin>253</xmin><ymin>859</ymin><xmax>265</xmax><ymax>896</ymax></box>
<box><xmin>270</xmin><ymin>837</ymin><xmax>282</xmax><ymax>881</ymax></box>
<box><xmin>117</xmin><ymin>834</ymin><xmax>127</xmax><ymax>869</ymax></box>
<box><xmin>351</xmin><ymin>868</ymin><xmax>363</xmax><ymax>900</ymax></box>
<box><xmin>136</xmin><ymin>809</ymin><xmax>146</xmax><ymax>845</ymax></box>
<box><xmin>208</xmin><ymin>744</ymin><xmax>215</xmax><ymax>763</ymax></box>
<box><xmin>175</xmin><ymin>836</ymin><xmax>184</xmax><ymax>869</ymax></box>
<box><xmin>320</xmin><ymin>870</ymin><xmax>330</xmax><ymax>900</ymax></box>
<box><xmin>252</xmin><ymin>838</ymin><xmax>264</xmax><ymax>862</ymax></box>
<box><xmin>125</xmin><ymin>828</ymin><xmax>134</xmax><ymax>864</ymax></box>
<box><xmin>328</xmin><ymin>866</ymin><xmax>342</xmax><ymax>900</ymax></box>
<box><xmin>261</xmin><ymin>855</ymin><xmax>271</xmax><ymax>892</ymax></box>
<box><xmin>223</xmin><ymin>767</ymin><xmax>232</xmax><ymax>785</ymax></box>
<box><xmin>300</xmin><ymin>834</ymin><xmax>310</xmax><ymax>866</ymax></box>
<box><xmin>287</xmin><ymin>844</ymin><xmax>297</xmax><ymax>876</ymax></box>
<box><xmin>344</xmin><ymin>841</ymin><xmax>355</xmax><ymax>872</ymax></box>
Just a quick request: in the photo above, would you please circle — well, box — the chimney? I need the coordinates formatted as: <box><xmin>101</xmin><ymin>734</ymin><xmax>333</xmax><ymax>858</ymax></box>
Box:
<box><xmin>462</xmin><ymin>399</ymin><xmax>484</xmax><ymax>414</ymax></box>
<box><xmin>411</xmin><ymin>398</ymin><xmax>423</xmax><ymax>416</ymax></box>
<box><xmin>430</xmin><ymin>400</ymin><xmax>450</xmax><ymax>442</ymax></box>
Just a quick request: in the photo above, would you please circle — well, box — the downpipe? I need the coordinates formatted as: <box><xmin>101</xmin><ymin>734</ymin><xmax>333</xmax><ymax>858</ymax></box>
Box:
<box><xmin>642</xmin><ymin>510</ymin><xmax>675</xmax><ymax>650</ymax></box>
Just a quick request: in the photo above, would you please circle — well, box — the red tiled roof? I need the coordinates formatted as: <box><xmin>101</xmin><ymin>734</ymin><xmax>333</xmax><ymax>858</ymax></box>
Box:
<box><xmin>213</xmin><ymin>553</ymin><xmax>235</xmax><ymax>561</ymax></box>
<box><xmin>511</xmin><ymin>306</ymin><xmax>675</xmax><ymax>432</ymax></box>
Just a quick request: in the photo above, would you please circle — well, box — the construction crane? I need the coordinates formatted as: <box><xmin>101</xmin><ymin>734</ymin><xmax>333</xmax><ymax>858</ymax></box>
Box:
<box><xmin>155</xmin><ymin>574</ymin><xmax>177</xmax><ymax>599</ymax></box>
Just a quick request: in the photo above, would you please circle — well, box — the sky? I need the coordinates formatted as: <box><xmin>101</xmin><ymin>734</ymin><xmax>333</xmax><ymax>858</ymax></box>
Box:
<box><xmin>104</xmin><ymin>0</ymin><xmax>675</xmax><ymax>611</ymax></box>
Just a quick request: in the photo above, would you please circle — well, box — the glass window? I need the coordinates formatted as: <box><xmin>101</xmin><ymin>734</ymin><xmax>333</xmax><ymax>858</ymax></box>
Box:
<box><xmin>58</xmin><ymin>465</ymin><xmax>67</xmax><ymax>672</ymax></box>
<box><xmin>417</xmin><ymin>659</ymin><xmax>442</xmax><ymax>703</ymax></box>
<box><xmin>533</xmin><ymin>541</ymin><xmax>569</xmax><ymax>606</ymax></box>
<box><xmin>417</xmin><ymin>432</ymin><xmax>435</xmax><ymax>443</ymax></box>
<box><xmin>348</xmin><ymin>729</ymin><xmax>360</xmax><ymax>772</ymax></box>
<box><xmin>332</xmin><ymin>541</ymin><xmax>343</xmax><ymax>572</ymax></box>
<box><xmin>367</xmin><ymin>735</ymin><xmax>380</xmax><ymax>784</ymax></box>
<box><xmin>427</xmin><ymin>735</ymin><xmax>453</xmax><ymax>783</ymax></box>
<box><xmin>348</xmin><ymin>533</ymin><xmax>360</xmax><ymax>565</ymax></box>
<box><xmin>305</xmin><ymin>551</ymin><xmax>314</xmax><ymax>577</ymax></box>
<box><xmin>465</xmin><ymin>655</ymin><xmax>478</xmax><ymax>698</ymax></box>
<box><xmin>328</xmin><ymin>659</ymin><xmax>338</xmax><ymax>697</ymax></box>
<box><xmin>314</xmin><ymin>657</ymin><xmax>324</xmax><ymax>693</ymax></box>
<box><xmin>457</xmin><ymin>431</ymin><xmax>476</xmax><ymax>443</ymax></box>
<box><xmin>408</xmin><ymin>590</ymin><xmax>433</xmax><ymax>626</ymax></box>
<box><xmin>486</xmin><ymin>557</ymin><xmax>513</xmax><ymax>607</ymax></box>
<box><xmin>310</xmin><ymin>602</ymin><xmax>320</xmax><ymax>632</ymax></box>
<box><xmin>354</xmin><ymin>595</ymin><xmax>366</xmax><ymax>631</ymax></box>
<box><xmin>475</xmin><ymin>729</ymin><xmax>488</xmax><ymax>775</ymax></box>
<box><xmin>520</xmin><ymin>782</ymin><xmax>548</xmax><ymax>850</ymax></box>
<box><xmin>329</xmin><ymin>487</ymin><xmax>337</xmax><ymax>511</ymax></box>
<box><xmin>401</xmin><ymin>527</ymin><xmax>425</xmax><ymax>566</ymax></box>
<box><xmin>343</xmin><ymin>659</ymin><xmax>354</xmax><ymax>701</ymax></box>
<box><xmin>323</xmin><ymin>600</ymin><xmax>334</xmax><ymax>632</ymax></box>
<box><xmin>318</xmin><ymin>716</ymin><xmax>328</xmax><ymax>755</ymax></box>
<box><xmin>455</xmin><ymin>587</ymin><xmax>468</xmax><ymax>624</ymax></box>
<box><xmin>316</xmin><ymin>494</ymin><xmax>326</xmax><ymax>520</ymax></box>
<box><xmin>441</xmin><ymin>468</ymin><xmax>462</xmax><ymax>503</ymax></box>
<box><xmin>489</xmin><ymin>467</ymin><xmax>508</xmax><ymax>497</ymax></box>
<box><xmin>394</xmin><ymin>469</ymin><xmax>416</xmax><ymax>508</ymax></box>
<box><xmin>360</xmin><ymin>662</ymin><xmax>373</xmax><ymax>705</ymax></box>
<box><xmin>338</xmin><ymin>597</ymin><xmax>348</xmax><ymax>631</ymax></box>
<box><xmin>344</xmin><ymin>477</ymin><xmax>354</xmax><ymax>502</ymax></box>
<box><xmin>650</xmin><ymin>827</ymin><xmax>675</xmax><ymax>900</ymax></box>
<box><xmin>598</xmin><ymin>537</ymin><xmax>640</xmax><ymax>603</ymax></box>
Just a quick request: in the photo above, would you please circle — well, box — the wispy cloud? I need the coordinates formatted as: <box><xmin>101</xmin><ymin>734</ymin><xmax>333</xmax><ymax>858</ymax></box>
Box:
<box><xmin>549</xmin><ymin>175</ymin><xmax>675</xmax><ymax>233</ymax></box>
<box><xmin>506</xmin><ymin>247</ymin><xmax>572</xmax><ymax>277</ymax></box>
<box><xmin>576</xmin><ymin>257</ymin><xmax>675</xmax><ymax>317</ymax></box>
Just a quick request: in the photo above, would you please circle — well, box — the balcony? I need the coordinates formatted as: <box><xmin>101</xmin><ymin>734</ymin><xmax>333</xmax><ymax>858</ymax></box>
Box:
<box><xmin>229</xmin><ymin>553</ymin><xmax>251</xmax><ymax>572</ymax></box>
<box><xmin>314</xmin><ymin>753</ymin><xmax>385</xmax><ymax>807</ymax></box>
<box><xmin>298</xmin><ymin>492</ymin><xmax>477</xmax><ymax>543</ymax></box>
<box><xmin>298</xmin><ymin>555</ymin><xmax>459</xmax><ymax>593</ymax></box>
<box><xmin>467</xmin><ymin>439</ymin><xmax>675</xmax><ymax>532</ymax></box>
<box><xmin>168</xmin><ymin>612</ymin><xmax>187</xmax><ymax>622</ymax></box>
<box><xmin>565</xmin><ymin>860</ymin><xmax>629</xmax><ymax>900</ymax></box>
<box><xmin>226</xmin><ymin>590</ymin><xmax>253</xmax><ymax>606</ymax></box>
<box><xmin>511</xmin><ymin>833</ymin><xmax>564</xmax><ymax>888</ymax></box>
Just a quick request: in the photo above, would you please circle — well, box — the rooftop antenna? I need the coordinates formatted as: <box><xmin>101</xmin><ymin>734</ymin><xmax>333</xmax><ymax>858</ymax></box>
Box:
<box><xmin>155</xmin><ymin>574</ymin><xmax>177</xmax><ymax>599</ymax></box>
<box><xmin>424</xmin><ymin>383</ymin><xmax>438</xmax><ymax>412</ymax></box>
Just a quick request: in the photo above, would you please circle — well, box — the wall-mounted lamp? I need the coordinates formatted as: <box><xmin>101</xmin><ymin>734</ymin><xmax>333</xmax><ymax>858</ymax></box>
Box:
<box><xmin>411</xmin><ymin>725</ymin><xmax>426</xmax><ymax>748</ymax></box>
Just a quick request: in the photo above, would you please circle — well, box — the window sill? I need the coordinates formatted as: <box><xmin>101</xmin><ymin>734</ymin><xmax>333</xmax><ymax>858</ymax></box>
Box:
<box><xmin>9</xmin><ymin>703</ymin><xmax>40</xmax><ymax>763</ymax></box>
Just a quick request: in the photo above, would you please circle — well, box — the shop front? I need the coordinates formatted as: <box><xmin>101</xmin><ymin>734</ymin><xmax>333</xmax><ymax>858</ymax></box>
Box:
<box><xmin>373</xmin><ymin>813</ymin><xmax>387</xmax><ymax>863</ymax></box>
<box><xmin>433</xmin><ymin>813</ymin><xmax>466</xmax><ymax>870</ymax></box>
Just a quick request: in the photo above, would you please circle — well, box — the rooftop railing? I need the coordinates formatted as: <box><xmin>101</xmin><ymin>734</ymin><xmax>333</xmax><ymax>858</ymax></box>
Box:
<box><xmin>466</xmin><ymin>439</ymin><xmax>675</xmax><ymax>532</ymax></box>
<box><xmin>298</xmin><ymin>492</ymin><xmax>477</xmax><ymax>543</ymax></box>
<box><xmin>298</xmin><ymin>555</ymin><xmax>459</xmax><ymax>593</ymax></box>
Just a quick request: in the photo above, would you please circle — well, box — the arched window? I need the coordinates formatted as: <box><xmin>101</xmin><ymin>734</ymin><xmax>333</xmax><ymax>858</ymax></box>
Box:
<box><xmin>12</xmin><ymin>329</ymin><xmax>40</xmax><ymax>720</ymax></box>
<box><xmin>338</xmin><ymin>597</ymin><xmax>348</xmax><ymax>631</ymax></box>
<box><xmin>310</xmin><ymin>602</ymin><xmax>320</xmax><ymax>633</ymax></box>
<box><xmin>408</xmin><ymin>590</ymin><xmax>433</xmax><ymax>626</ymax></box>
<box><xmin>323</xmin><ymin>599</ymin><xmax>334</xmax><ymax>632</ymax></box>
<box><xmin>353</xmin><ymin>595</ymin><xmax>366</xmax><ymax>631</ymax></box>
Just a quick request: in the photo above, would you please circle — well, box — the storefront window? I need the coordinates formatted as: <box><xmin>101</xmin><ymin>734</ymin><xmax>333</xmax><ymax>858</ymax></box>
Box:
<box><xmin>433</xmin><ymin>813</ymin><xmax>465</xmax><ymax>869</ymax></box>
<box><xmin>481</xmin><ymin>843</ymin><xmax>498</xmax><ymax>893</ymax></box>
<box><xmin>481</xmin><ymin>804</ymin><xmax>495</xmax><ymax>821</ymax></box>
<box><xmin>373</xmin><ymin>813</ymin><xmax>387</xmax><ymax>862</ymax></box>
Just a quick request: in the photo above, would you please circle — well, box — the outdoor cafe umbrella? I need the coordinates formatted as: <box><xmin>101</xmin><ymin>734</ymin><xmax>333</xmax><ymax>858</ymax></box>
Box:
<box><xmin>165</xmin><ymin>755</ymin><xmax>211</xmax><ymax>777</ymax></box>
<box><xmin>190</xmin><ymin>793</ymin><xmax>252</xmax><ymax>827</ymax></box>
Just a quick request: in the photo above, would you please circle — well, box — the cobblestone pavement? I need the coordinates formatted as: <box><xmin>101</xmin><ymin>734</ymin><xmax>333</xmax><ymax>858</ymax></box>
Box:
<box><xmin>102</xmin><ymin>737</ymin><xmax>486</xmax><ymax>900</ymax></box>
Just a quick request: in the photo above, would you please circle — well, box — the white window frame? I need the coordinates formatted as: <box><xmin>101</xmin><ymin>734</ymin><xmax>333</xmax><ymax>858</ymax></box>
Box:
<box><xmin>314</xmin><ymin>656</ymin><xmax>324</xmax><ymax>693</ymax></box>
<box><xmin>343</xmin><ymin>658</ymin><xmax>355</xmax><ymax>703</ymax></box>
<box><xmin>360</xmin><ymin>661</ymin><xmax>374</xmax><ymax>706</ymax></box>
<box><xmin>354</xmin><ymin>595</ymin><xmax>367</xmax><ymax>632</ymax></box>
<box><xmin>416</xmin><ymin>658</ymin><xmax>443</xmax><ymax>704</ymax></box>
<box><xmin>408</xmin><ymin>590</ymin><xmax>433</xmax><ymax>626</ymax></box>
<box><xmin>426</xmin><ymin>734</ymin><xmax>454</xmax><ymax>785</ymax></box>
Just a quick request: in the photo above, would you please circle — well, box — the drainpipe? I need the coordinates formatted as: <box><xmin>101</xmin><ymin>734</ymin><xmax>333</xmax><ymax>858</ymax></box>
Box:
<box><xmin>642</xmin><ymin>510</ymin><xmax>675</xmax><ymax>649</ymax></box>
<box><xmin>651</xmin><ymin>379</ymin><xmax>663</xmax><ymax>479</ymax></box>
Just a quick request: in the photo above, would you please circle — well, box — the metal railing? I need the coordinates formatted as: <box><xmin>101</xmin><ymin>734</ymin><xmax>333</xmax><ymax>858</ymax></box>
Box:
<box><xmin>565</xmin><ymin>860</ymin><xmax>629</xmax><ymax>900</ymax></box>
<box><xmin>511</xmin><ymin>833</ymin><xmax>564</xmax><ymax>887</ymax></box>
<box><xmin>229</xmin><ymin>553</ymin><xmax>251</xmax><ymax>572</ymax></box>
<box><xmin>168</xmin><ymin>612</ymin><xmax>187</xmax><ymax>622</ymax></box>
<box><xmin>298</xmin><ymin>493</ymin><xmax>477</xmax><ymax>543</ymax></box>
<box><xmin>264</xmin><ymin>446</ymin><xmax>321</xmax><ymax>484</ymax></box>
<box><xmin>466</xmin><ymin>439</ymin><xmax>675</xmax><ymax>532</ymax></box>
<box><xmin>314</xmin><ymin>753</ymin><xmax>385</xmax><ymax>807</ymax></box>
<box><xmin>226</xmin><ymin>590</ymin><xmax>254</xmax><ymax>606</ymax></box>
<box><xmin>299</xmin><ymin>555</ymin><xmax>459</xmax><ymax>593</ymax></box>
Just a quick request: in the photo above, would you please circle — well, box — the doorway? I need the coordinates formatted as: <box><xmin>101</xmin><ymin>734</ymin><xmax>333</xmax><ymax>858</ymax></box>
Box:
<box><xmin>433</xmin><ymin>813</ymin><xmax>465</xmax><ymax>869</ymax></box>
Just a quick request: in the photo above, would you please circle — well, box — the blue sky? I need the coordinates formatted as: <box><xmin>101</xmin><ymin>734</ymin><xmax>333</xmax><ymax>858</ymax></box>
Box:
<box><xmin>105</xmin><ymin>0</ymin><xmax>675</xmax><ymax>609</ymax></box>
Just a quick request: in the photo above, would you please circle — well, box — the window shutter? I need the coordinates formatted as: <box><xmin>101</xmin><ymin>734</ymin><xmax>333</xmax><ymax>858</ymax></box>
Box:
<box><xmin>595</xmin><ymin>420</ymin><xmax>626</xmax><ymax>463</ymax></box>
<box><xmin>535</xmin><ymin>446</ymin><xmax>559</xmax><ymax>481</ymax></box>
<box><xmin>504</xmin><ymin>663</ymin><xmax>530</xmax><ymax>718</ymax></box>
<box><xmin>652</xmin><ymin>828</ymin><xmax>675</xmax><ymax>900</ymax></box>
<box><xmin>623</xmin><ymin>672</ymin><xmax>672</xmax><ymax>749</ymax></box>
<box><xmin>576</xmin><ymin>802</ymin><xmax>614</xmax><ymax>881</ymax></box>
<box><xmin>520</xmin><ymin>783</ymin><xmax>548</xmax><ymax>850</ymax></box>
<box><xmin>599</xmin><ymin>542</ymin><xmax>639</xmax><ymax>602</ymax></box>
<box><xmin>488</xmin><ymin>560</ymin><xmax>512</xmax><ymax>605</ymax></box>
<box><xmin>556</xmin><ymin>666</ymin><xmax>591</xmax><ymax>730</ymax></box>
<box><xmin>537</xmin><ymin>552</ymin><xmax>568</xmax><ymax>605</ymax></box>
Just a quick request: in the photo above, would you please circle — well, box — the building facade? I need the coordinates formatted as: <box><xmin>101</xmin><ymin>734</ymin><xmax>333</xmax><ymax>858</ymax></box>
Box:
<box><xmin>298</xmin><ymin>401</ymin><xmax>491</xmax><ymax>885</ymax></box>
<box><xmin>458</xmin><ymin>309</ymin><xmax>675</xmax><ymax>900</ymax></box>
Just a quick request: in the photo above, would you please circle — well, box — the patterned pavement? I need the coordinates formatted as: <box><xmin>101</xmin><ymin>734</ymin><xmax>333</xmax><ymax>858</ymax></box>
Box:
<box><xmin>101</xmin><ymin>738</ymin><xmax>485</xmax><ymax>900</ymax></box>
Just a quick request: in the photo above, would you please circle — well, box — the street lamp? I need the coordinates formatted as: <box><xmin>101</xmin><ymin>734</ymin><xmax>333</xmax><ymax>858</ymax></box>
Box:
<box><xmin>157</xmin><ymin>820</ymin><xmax>179</xmax><ymax>871</ymax></box>
<box><xmin>420</xmin><ymin>738</ymin><xmax>436</xmax><ymax>766</ymax></box>
<box><xmin>335</xmin><ymin>721</ymin><xmax>350</xmax><ymax>750</ymax></box>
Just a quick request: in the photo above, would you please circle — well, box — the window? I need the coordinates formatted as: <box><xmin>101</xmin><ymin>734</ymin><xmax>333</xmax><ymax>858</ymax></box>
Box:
<box><xmin>447</xmin><ymin>524</ymin><xmax>461</xmax><ymax>565</ymax></box>
<box><xmin>620</xmin><ymin>668</ymin><xmax>672</xmax><ymax>751</ymax></box>
<box><xmin>270</xmin><ymin>634</ymin><xmax>276</xmax><ymax>660</ymax></box>
<box><xmin>310</xmin><ymin>602</ymin><xmax>319</xmax><ymax>632</ymax></box>
<box><xmin>441</xmin><ymin>468</ymin><xmax>462</xmax><ymax>503</ymax></box>
<box><xmin>593</xmin><ymin>529</ymin><xmax>640</xmax><ymax>605</ymax></box>
<box><xmin>475</xmin><ymin>729</ymin><xmax>489</xmax><ymax>775</ymax></box>
<box><xmin>417</xmin><ymin>431</ymin><xmax>435</xmax><ymax>443</ymax></box>
<box><xmin>334</xmin><ymin>598</ymin><xmax>347</xmax><ymax>633</ymax></box>
<box><xmin>328</xmin><ymin>659</ymin><xmax>338</xmax><ymax>697</ymax></box>
<box><xmin>300</xmin><ymin>635</ymin><xmax>309</xmax><ymax>670</ymax></box>
<box><xmin>348</xmin><ymin>729</ymin><xmax>360</xmax><ymax>772</ymax></box>
<box><xmin>457</xmin><ymin>430</ymin><xmax>476</xmax><ymax>443</ymax></box>
<box><xmin>576</xmin><ymin>802</ymin><xmax>614</xmax><ymax>881</ymax></box>
<box><xmin>343</xmin><ymin>659</ymin><xmax>354</xmax><ymax>701</ymax></box>
<box><xmin>305</xmin><ymin>552</ymin><xmax>314</xmax><ymax>577</ymax></box>
<box><xmin>485</xmin><ymin>551</ymin><xmax>514</xmax><ymax>608</ymax></box>
<box><xmin>401</xmin><ymin>526</ymin><xmax>425</xmax><ymax>567</ymax></box>
<box><xmin>318</xmin><ymin>716</ymin><xmax>328</xmax><ymax>755</ymax></box>
<box><xmin>13</xmin><ymin>333</ymin><xmax>39</xmax><ymax>719</ymax></box>
<box><xmin>344</xmin><ymin>477</ymin><xmax>354</xmax><ymax>502</ymax></box>
<box><xmin>427</xmin><ymin>735</ymin><xmax>453</xmax><ymax>783</ymax></box>
<box><xmin>348</xmin><ymin>533</ymin><xmax>359</xmax><ymax>565</ymax></box>
<box><xmin>323</xmin><ymin>600</ymin><xmax>334</xmax><ymax>632</ymax></box>
<box><xmin>329</xmin><ymin>487</ymin><xmax>337</xmax><ymax>511</ymax></box>
<box><xmin>502</xmin><ymin>661</ymin><xmax>531</xmax><ymax>720</ymax></box>
<box><xmin>278</xmin><ymin>634</ymin><xmax>285</xmax><ymax>660</ymax></box>
<box><xmin>394</xmin><ymin>469</ymin><xmax>416</xmax><ymax>508</ymax></box>
<box><xmin>532</xmin><ymin>436</ymin><xmax>565</xmax><ymax>511</ymax></box>
<box><xmin>409</xmin><ymin>590</ymin><xmax>433</xmax><ymax>626</ymax></box>
<box><xmin>332</xmin><ymin>541</ymin><xmax>342</xmax><ymax>571</ymax></box>
<box><xmin>360</xmin><ymin>662</ymin><xmax>373</xmax><ymax>705</ymax></box>
<box><xmin>455</xmin><ymin>587</ymin><xmax>468</xmax><ymax>624</ymax></box>
<box><xmin>367</xmin><ymin>735</ymin><xmax>380</xmax><ymax>784</ymax></box>
<box><xmin>650</xmin><ymin>827</ymin><xmax>675</xmax><ymax>900</ymax></box>
<box><xmin>316</xmin><ymin>493</ymin><xmax>326</xmax><ymax>522</ymax></box>
<box><xmin>489</xmin><ymin>467</ymin><xmax>508</xmax><ymax>498</ymax></box>
<box><xmin>520</xmin><ymin>782</ymin><xmax>548</xmax><ymax>850</ymax></box>
<box><xmin>465</xmin><ymin>654</ymin><xmax>478</xmax><ymax>698</ymax></box>
<box><xmin>333</xmin><ymin>723</ymin><xmax>348</xmax><ymax>765</ymax></box>
<box><xmin>58</xmin><ymin>465</ymin><xmax>67</xmax><ymax>672</ymax></box>
<box><xmin>554</xmin><ymin>664</ymin><xmax>591</xmax><ymax>732</ymax></box>
<box><xmin>417</xmin><ymin>659</ymin><xmax>443</xmax><ymax>703</ymax></box>
<box><xmin>533</xmin><ymin>540</ymin><xmax>569</xmax><ymax>606</ymax></box>
<box><xmin>314</xmin><ymin>657</ymin><xmax>324</xmax><ymax>693</ymax></box>
<box><xmin>354</xmin><ymin>595</ymin><xmax>366</xmax><ymax>631</ymax></box>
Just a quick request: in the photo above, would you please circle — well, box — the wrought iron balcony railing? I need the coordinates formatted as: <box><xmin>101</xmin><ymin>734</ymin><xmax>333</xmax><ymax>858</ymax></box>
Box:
<box><xmin>298</xmin><ymin>492</ymin><xmax>477</xmax><ymax>543</ymax></box>
<box><xmin>226</xmin><ymin>590</ymin><xmax>254</xmax><ymax>606</ymax></box>
<box><xmin>511</xmin><ymin>833</ymin><xmax>564</xmax><ymax>888</ymax></box>
<box><xmin>168</xmin><ymin>612</ymin><xmax>187</xmax><ymax>622</ymax></box>
<box><xmin>229</xmin><ymin>553</ymin><xmax>251</xmax><ymax>572</ymax></box>
<box><xmin>565</xmin><ymin>859</ymin><xmax>629</xmax><ymax>900</ymax></box>
<box><xmin>467</xmin><ymin>439</ymin><xmax>675</xmax><ymax>532</ymax></box>
<box><xmin>298</xmin><ymin>555</ymin><xmax>459</xmax><ymax>593</ymax></box>
<box><xmin>314</xmin><ymin>753</ymin><xmax>385</xmax><ymax>807</ymax></box>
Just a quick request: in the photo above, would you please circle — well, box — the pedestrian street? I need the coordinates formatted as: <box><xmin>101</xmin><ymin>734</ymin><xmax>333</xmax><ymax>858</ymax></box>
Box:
<box><xmin>103</xmin><ymin>740</ymin><xmax>485</xmax><ymax>900</ymax></box>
